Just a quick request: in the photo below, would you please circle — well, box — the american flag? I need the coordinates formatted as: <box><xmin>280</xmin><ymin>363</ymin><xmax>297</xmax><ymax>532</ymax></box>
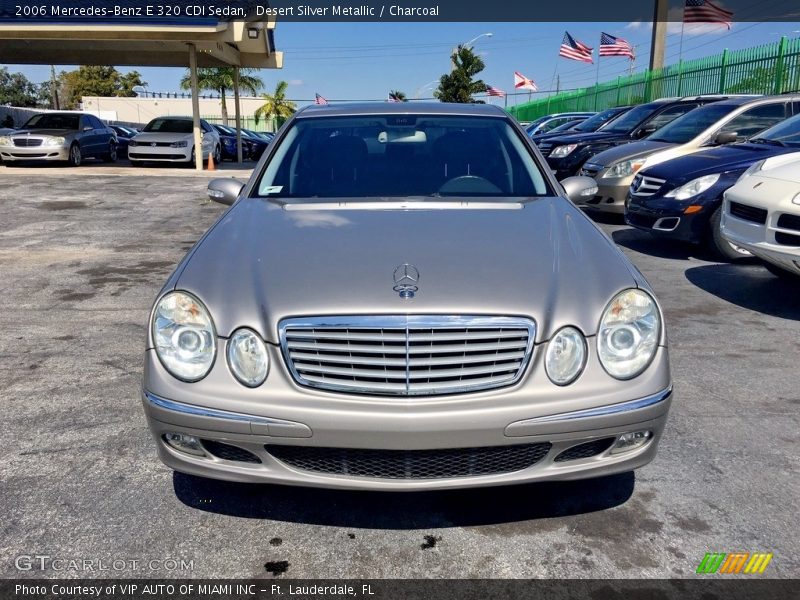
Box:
<box><xmin>559</xmin><ymin>32</ymin><xmax>593</xmax><ymax>64</ymax></box>
<box><xmin>315</xmin><ymin>93</ymin><xmax>328</xmax><ymax>105</ymax></box>
<box><xmin>599</xmin><ymin>33</ymin><xmax>635</xmax><ymax>59</ymax></box>
<box><xmin>486</xmin><ymin>85</ymin><xmax>505</xmax><ymax>98</ymax></box>
<box><xmin>514</xmin><ymin>71</ymin><xmax>537</xmax><ymax>91</ymax></box>
<box><xmin>684</xmin><ymin>0</ymin><xmax>733</xmax><ymax>29</ymax></box>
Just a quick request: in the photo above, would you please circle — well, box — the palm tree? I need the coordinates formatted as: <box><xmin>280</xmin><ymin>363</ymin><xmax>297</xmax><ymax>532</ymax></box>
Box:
<box><xmin>179</xmin><ymin>67</ymin><xmax>262</xmax><ymax>125</ymax></box>
<box><xmin>254</xmin><ymin>80</ymin><xmax>297</xmax><ymax>129</ymax></box>
<box><xmin>389</xmin><ymin>90</ymin><xmax>407</xmax><ymax>102</ymax></box>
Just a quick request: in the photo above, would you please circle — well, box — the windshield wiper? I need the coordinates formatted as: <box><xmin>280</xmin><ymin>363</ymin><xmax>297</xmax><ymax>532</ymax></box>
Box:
<box><xmin>749</xmin><ymin>138</ymin><xmax>786</xmax><ymax>147</ymax></box>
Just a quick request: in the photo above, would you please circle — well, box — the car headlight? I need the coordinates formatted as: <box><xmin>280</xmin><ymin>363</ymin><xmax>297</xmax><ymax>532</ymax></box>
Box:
<box><xmin>664</xmin><ymin>173</ymin><xmax>720</xmax><ymax>201</ymax></box>
<box><xmin>0</xmin><ymin>135</ymin><xmax>13</xmax><ymax>146</ymax></box>
<box><xmin>550</xmin><ymin>144</ymin><xmax>578</xmax><ymax>158</ymax></box>
<box><xmin>43</xmin><ymin>136</ymin><xmax>65</xmax><ymax>147</ymax></box>
<box><xmin>545</xmin><ymin>326</ymin><xmax>587</xmax><ymax>385</ymax></box>
<box><xmin>227</xmin><ymin>328</ymin><xmax>269</xmax><ymax>387</ymax></box>
<box><xmin>597</xmin><ymin>289</ymin><xmax>661</xmax><ymax>380</ymax></box>
<box><xmin>170</xmin><ymin>140</ymin><xmax>188</xmax><ymax>148</ymax></box>
<box><xmin>602</xmin><ymin>159</ymin><xmax>645</xmax><ymax>179</ymax></box>
<box><xmin>152</xmin><ymin>291</ymin><xmax>216</xmax><ymax>382</ymax></box>
<box><xmin>128</xmin><ymin>140</ymin><xmax>138</xmax><ymax>147</ymax></box>
<box><xmin>793</xmin><ymin>192</ymin><xmax>800</xmax><ymax>206</ymax></box>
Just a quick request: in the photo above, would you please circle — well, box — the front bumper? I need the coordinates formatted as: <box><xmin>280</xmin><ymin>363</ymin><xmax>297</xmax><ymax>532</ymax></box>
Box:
<box><xmin>625</xmin><ymin>195</ymin><xmax>711</xmax><ymax>243</ymax></box>
<box><xmin>128</xmin><ymin>145</ymin><xmax>192</xmax><ymax>162</ymax></box>
<box><xmin>576</xmin><ymin>166</ymin><xmax>633</xmax><ymax>213</ymax></box>
<box><xmin>722</xmin><ymin>202</ymin><xmax>800</xmax><ymax>275</ymax></box>
<box><xmin>0</xmin><ymin>145</ymin><xmax>69</xmax><ymax>161</ymax></box>
<box><xmin>142</xmin><ymin>346</ymin><xmax>672</xmax><ymax>490</ymax></box>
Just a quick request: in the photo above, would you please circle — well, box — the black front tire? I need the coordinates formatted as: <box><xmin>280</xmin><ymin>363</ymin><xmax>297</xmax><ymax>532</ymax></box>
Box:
<box><xmin>67</xmin><ymin>143</ymin><xmax>82</xmax><ymax>167</ymax></box>
<box><xmin>708</xmin><ymin>207</ymin><xmax>752</xmax><ymax>262</ymax></box>
<box><xmin>103</xmin><ymin>142</ymin><xmax>117</xmax><ymax>163</ymax></box>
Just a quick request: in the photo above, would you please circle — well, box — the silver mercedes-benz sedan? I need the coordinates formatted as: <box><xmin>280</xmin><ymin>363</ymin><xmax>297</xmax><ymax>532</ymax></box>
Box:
<box><xmin>142</xmin><ymin>103</ymin><xmax>672</xmax><ymax>490</ymax></box>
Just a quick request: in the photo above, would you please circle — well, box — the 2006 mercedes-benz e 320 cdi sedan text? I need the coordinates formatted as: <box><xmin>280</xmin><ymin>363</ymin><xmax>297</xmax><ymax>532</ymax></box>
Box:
<box><xmin>142</xmin><ymin>103</ymin><xmax>672</xmax><ymax>490</ymax></box>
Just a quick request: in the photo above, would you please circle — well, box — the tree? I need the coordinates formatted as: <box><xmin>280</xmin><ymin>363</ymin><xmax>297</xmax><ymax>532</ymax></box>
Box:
<box><xmin>254</xmin><ymin>80</ymin><xmax>297</xmax><ymax>128</ymax></box>
<box><xmin>59</xmin><ymin>66</ymin><xmax>146</xmax><ymax>109</ymax></box>
<box><xmin>0</xmin><ymin>67</ymin><xmax>40</xmax><ymax>107</ymax></box>
<box><xmin>389</xmin><ymin>90</ymin><xmax>407</xmax><ymax>102</ymax></box>
<box><xmin>725</xmin><ymin>67</ymin><xmax>788</xmax><ymax>95</ymax></box>
<box><xmin>434</xmin><ymin>46</ymin><xmax>487</xmax><ymax>103</ymax></box>
<box><xmin>180</xmin><ymin>67</ymin><xmax>263</xmax><ymax>126</ymax></box>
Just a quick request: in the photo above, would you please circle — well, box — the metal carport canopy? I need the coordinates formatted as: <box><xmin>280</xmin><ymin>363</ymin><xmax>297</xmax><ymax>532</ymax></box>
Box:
<box><xmin>0</xmin><ymin>16</ymin><xmax>284</xmax><ymax>169</ymax></box>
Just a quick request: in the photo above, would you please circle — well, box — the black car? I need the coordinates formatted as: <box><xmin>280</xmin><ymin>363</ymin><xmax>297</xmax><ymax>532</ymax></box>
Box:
<box><xmin>110</xmin><ymin>125</ymin><xmax>137</xmax><ymax>159</ymax></box>
<box><xmin>626</xmin><ymin>109</ymin><xmax>800</xmax><ymax>260</ymax></box>
<box><xmin>212</xmin><ymin>124</ymin><xmax>252</xmax><ymax>161</ymax></box>
<box><xmin>542</xmin><ymin>96</ymin><xmax>740</xmax><ymax>180</ymax></box>
<box><xmin>529</xmin><ymin>106</ymin><xmax>631</xmax><ymax>147</ymax></box>
<box><xmin>241</xmin><ymin>128</ymin><xmax>270</xmax><ymax>159</ymax></box>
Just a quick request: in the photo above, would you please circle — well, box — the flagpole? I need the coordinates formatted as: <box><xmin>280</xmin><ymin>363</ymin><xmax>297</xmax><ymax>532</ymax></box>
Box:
<box><xmin>594</xmin><ymin>39</ymin><xmax>601</xmax><ymax>110</ymax></box>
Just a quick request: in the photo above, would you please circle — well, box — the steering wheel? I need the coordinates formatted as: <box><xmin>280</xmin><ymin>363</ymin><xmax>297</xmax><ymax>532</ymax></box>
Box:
<box><xmin>438</xmin><ymin>175</ymin><xmax>503</xmax><ymax>195</ymax></box>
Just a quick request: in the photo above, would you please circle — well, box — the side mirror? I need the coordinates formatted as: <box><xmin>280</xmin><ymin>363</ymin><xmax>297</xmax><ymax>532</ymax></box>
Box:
<box><xmin>636</xmin><ymin>124</ymin><xmax>657</xmax><ymax>139</ymax></box>
<box><xmin>561</xmin><ymin>176</ymin><xmax>599</xmax><ymax>204</ymax></box>
<box><xmin>714</xmin><ymin>131</ymin><xmax>738</xmax><ymax>145</ymax></box>
<box><xmin>207</xmin><ymin>178</ymin><xmax>245</xmax><ymax>205</ymax></box>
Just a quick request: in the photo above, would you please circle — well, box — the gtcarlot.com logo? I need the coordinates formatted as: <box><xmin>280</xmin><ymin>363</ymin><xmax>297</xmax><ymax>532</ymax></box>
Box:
<box><xmin>15</xmin><ymin>555</ymin><xmax>194</xmax><ymax>572</ymax></box>
<box><xmin>696</xmin><ymin>552</ymin><xmax>773</xmax><ymax>574</ymax></box>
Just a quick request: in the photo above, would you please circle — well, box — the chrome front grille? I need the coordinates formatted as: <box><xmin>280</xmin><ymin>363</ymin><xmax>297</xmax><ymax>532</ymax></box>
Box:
<box><xmin>630</xmin><ymin>174</ymin><xmax>667</xmax><ymax>197</ymax></box>
<box><xmin>13</xmin><ymin>137</ymin><xmax>43</xmax><ymax>147</ymax></box>
<box><xmin>537</xmin><ymin>141</ymin><xmax>553</xmax><ymax>154</ymax></box>
<box><xmin>280</xmin><ymin>316</ymin><xmax>535</xmax><ymax>396</ymax></box>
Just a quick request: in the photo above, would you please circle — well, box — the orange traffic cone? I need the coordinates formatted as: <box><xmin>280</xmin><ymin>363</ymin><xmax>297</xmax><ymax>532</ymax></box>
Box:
<box><xmin>207</xmin><ymin>150</ymin><xmax>216</xmax><ymax>171</ymax></box>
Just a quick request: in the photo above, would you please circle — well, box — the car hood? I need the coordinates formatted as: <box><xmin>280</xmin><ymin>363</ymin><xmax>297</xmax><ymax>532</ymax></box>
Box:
<box><xmin>544</xmin><ymin>131</ymin><xmax>628</xmax><ymax>147</ymax></box>
<box><xmin>12</xmin><ymin>128</ymin><xmax>74</xmax><ymax>136</ymax></box>
<box><xmin>133</xmin><ymin>132</ymin><xmax>193</xmax><ymax>143</ymax></box>
<box><xmin>639</xmin><ymin>143</ymin><xmax>800</xmax><ymax>184</ymax></box>
<box><xmin>172</xmin><ymin>197</ymin><xmax>639</xmax><ymax>344</ymax></box>
<box><xmin>588</xmin><ymin>140</ymin><xmax>674</xmax><ymax>168</ymax></box>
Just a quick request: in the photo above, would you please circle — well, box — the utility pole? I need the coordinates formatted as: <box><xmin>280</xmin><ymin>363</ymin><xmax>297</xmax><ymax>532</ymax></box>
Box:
<box><xmin>50</xmin><ymin>65</ymin><xmax>59</xmax><ymax>110</ymax></box>
<box><xmin>649</xmin><ymin>0</ymin><xmax>669</xmax><ymax>71</ymax></box>
<box><xmin>556</xmin><ymin>75</ymin><xmax>560</xmax><ymax>93</ymax></box>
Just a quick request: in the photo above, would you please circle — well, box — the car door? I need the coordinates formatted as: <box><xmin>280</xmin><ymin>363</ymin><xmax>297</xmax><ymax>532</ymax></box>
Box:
<box><xmin>78</xmin><ymin>115</ymin><xmax>96</xmax><ymax>155</ymax></box>
<box><xmin>90</xmin><ymin>116</ymin><xmax>109</xmax><ymax>156</ymax></box>
<box><xmin>713</xmin><ymin>102</ymin><xmax>789</xmax><ymax>143</ymax></box>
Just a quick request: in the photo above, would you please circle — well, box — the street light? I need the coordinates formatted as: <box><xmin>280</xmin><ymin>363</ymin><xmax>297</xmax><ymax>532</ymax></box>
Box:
<box><xmin>461</xmin><ymin>32</ymin><xmax>493</xmax><ymax>49</ymax></box>
<box><xmin>452</xmin><ymin>32</ymin><xmax>493</xmax><ymax>70</ymax></box>
<box><xmin>414</xmin><ymin>79</ymin><xmax>440</xmax><ymax>99</ymax></box>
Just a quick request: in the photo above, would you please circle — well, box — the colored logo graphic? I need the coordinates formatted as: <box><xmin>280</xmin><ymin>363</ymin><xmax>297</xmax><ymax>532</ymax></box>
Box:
<box><xmin>696</xmin><ymin>552</ymin><xmax>773</xmax><ymax>574</ymax></box>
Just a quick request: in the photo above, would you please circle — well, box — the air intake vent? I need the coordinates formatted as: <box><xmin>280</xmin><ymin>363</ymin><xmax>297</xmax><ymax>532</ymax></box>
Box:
<box><xmin>202</xmin><ymin>440</ymin><xmax>261</xmax><ymax>463</ymax></box>
<box><xmin>554</xmin><ymin>438</ymin><xmax>615</xmax><ymax>462</ymax></box>
<box><xmin>266</xmin><ymin>443</ymin><xmax>552</xmax><ymax>479</ymax></box>
<box><xmin>729</xmin><ymin>201</ymin><xmax>767</xmax><ymax>224</ymax></box>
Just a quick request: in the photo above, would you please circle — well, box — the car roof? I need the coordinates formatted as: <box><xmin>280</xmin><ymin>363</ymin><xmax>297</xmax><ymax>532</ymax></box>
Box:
<box><xmin>296</xmin><ymin>102</ymin><xmax>508</xmax><ymax>118</ymax></box>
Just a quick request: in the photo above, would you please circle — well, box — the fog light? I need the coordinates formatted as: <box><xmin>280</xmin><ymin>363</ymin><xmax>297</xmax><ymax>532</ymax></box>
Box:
<box><xmin>163</xmin><ymin>433</ymin><xmax>206</xmax><ymax>456</ymax></box>
<box><xmin>610</xmin><ymin>430</ymin><xmax>652</xmax><ymax>454</ymax></box>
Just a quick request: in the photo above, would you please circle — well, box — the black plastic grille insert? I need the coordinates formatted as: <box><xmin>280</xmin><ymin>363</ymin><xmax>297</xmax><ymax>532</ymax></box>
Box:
<box><xmin>554</xmin><ymin>438</ymin><xmax>616</xmax><ymax>463</ymax></box>
<box><xmin>202</xmin><ymin>440</ymin><xmax>261</xmax><ymax>463</ymax></box>
<box><xmin>266</xmin><ymin>443</ymin><xmax>552</xmax><ymax>479</ymax></box>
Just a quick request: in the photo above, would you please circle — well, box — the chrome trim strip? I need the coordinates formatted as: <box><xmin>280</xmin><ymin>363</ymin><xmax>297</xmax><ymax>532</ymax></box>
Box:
<box><xmin>278</xmin><ymin>315</ymin><xmax>537</xmax><ymax>397</ymax></box>
<box><xmin>521</xmin><ymin>386</ymin><xmax>672</xmax><ymax>424</ymax></box>
<box><xmin>144</xmin><ymin>391</ymin><xmax>287</xmax><ymax>426</ymax></box>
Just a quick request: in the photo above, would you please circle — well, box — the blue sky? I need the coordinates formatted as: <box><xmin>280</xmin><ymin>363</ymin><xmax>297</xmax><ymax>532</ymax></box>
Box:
<box><xmin>6</xmin><ymin>21</ymin><xmax>800</xmax><ymax>107</ymax></box>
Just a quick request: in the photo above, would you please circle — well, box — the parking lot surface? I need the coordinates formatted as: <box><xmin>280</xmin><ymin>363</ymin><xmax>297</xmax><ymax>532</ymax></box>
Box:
<box><xmin>1</xmin><ymin>171</ymin><xmax>798</xmax><ymax>579</ymax></box>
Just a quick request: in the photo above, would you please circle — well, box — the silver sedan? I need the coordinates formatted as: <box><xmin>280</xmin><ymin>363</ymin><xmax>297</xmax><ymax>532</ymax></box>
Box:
<box><xmin>142</xmin><ymin>102</ymin><xmax>672</xmax><ymax>490</ymax></box>
<box><xmin>0</xmin><ymin>112</ymin><xmax>117</xmax><ymax>166</ymax></box>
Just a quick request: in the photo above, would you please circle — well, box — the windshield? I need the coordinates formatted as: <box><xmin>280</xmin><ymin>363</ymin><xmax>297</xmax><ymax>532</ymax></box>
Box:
<box><xmin>647</xmin><ymin>104</ymin><xmax>734</xmax><ymax>144</ymax></box>
<box><xmin>23</xmin><ymin>113</ymin><xmax>79</xmax><ymax>130</ymax></box>
<box><xmin>143</xmin><ymin>118</ymin><xmax>192</xmax><ymax>134</ymax></box>
<box><xmin>751</xmin><ymin>112</ymin><xmax>800</xmax><ymax>147</ymax></box>
<box><xmin>256</xmin><ymin>115</ymin><xmax>549</xmax><ymax>199</ymax></box>
<box><xmin>603</xmin><ymin>103</ymin><xmax>662</xmax><ymax>133</ymax></box>
<box><xmin>576</xmin><ymin>107</ymin><xmax>627</xmax><ymax>132</ymax></box>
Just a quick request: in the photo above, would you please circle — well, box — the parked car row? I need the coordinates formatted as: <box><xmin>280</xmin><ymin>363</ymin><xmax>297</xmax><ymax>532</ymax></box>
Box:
<box><xmin>0</xmin><ymin>113</ymin><xmax>273</xmax><ymax>167</ymax></box>
<box><xmin>528</xmin><ymin>94</ymin><xmax>800</xmax><ymax>274</ymax></box>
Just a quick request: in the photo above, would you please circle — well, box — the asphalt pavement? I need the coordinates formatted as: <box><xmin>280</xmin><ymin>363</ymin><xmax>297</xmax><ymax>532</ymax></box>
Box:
<box><xmin>1</xmin><ymin>169</ymin><xmax>798</xmax><ymax>579</ymax></box>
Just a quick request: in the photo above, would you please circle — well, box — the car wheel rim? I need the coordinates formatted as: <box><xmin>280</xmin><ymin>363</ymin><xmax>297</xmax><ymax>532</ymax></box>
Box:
<box><xmin>71</xmin><ymin>146</ymin><xmax>81</xmax><ymax>165</ymax></box>
<box><xmin>110</xmin><ymin>145</ymin><xmax>116</xmax><ymax>160</ymax></box>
